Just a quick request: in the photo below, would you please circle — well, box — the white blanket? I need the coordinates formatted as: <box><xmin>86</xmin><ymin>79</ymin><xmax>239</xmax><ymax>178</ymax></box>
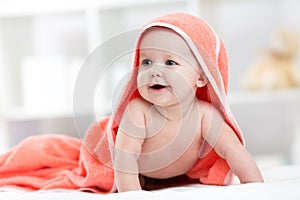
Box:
<box><xmin>0</xmin><ymin>165</ymin><xmax>299</xmax><ymax>200</ymax></box>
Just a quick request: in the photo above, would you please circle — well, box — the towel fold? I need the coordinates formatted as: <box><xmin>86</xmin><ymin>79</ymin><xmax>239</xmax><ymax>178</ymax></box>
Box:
<box><xmin>0</xmin><ymin>120</ymin><xmax>114</xmax><ymax>193</ymax></box>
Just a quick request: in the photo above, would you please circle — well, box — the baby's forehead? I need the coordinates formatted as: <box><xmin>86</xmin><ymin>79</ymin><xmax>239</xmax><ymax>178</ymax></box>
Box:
<box><xmin>139</xmin><ymin>27</ymin><xmax>187</xmax><ymax>49</ymax></box>
<box><xmin>139</xmin><ymin>27</ymin><xmax>193</xmax><ymax>57</ymax></box>
<box><xmin>138</xmin><ymin>27</ymin><xmax>199</xmax><ymax>64</ymax></box>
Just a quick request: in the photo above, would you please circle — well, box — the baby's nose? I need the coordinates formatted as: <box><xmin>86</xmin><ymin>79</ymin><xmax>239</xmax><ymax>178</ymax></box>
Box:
<box><xmin>149</xmin><ymin>65</ymin><xmax>163</xmax><ymax>77</ymax></box>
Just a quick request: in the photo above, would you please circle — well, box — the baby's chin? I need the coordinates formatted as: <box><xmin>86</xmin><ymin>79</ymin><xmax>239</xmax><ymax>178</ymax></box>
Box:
<box><xmin>140</xmin><ymin>95</ymin><xmax>174</xmax><ymax>107</ymax></box>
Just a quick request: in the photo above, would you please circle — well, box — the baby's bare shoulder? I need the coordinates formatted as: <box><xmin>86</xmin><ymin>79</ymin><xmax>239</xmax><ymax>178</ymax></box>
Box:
<box><xmin>124</xmin><ymin>97</ymin><xmax>152</xmax><ymax>119</ymax></box>
<box><xmin>119</xmin><ymin>98</ymin><xmax>151</xmax><ymax>137</ymax></box>
<box><xmin>197</xmin><ymin>99</ymin><xmax>214</xmax><ymax>112</ymax></box>
<box><xmin>196</xmin><ymin>99</ymin><xmax>222</xmax><ymax>120</ymax></box>
<box><xmin>128</xmin><ymin>97</ymin><xmax>152</xmax><ymax>110</ymax></box>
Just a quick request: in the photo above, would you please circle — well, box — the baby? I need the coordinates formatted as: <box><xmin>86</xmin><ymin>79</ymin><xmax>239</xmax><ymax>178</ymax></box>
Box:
<box><xmin>112</xmin><ymin>14</ymin><xmax>263</xmax><ymax>192</ymax></box>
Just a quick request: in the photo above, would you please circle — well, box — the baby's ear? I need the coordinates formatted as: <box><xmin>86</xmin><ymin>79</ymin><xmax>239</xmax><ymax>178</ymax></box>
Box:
<box><xmin>196</xmin><ymin>73</ymin><xmax>208</xmax><ymax>88</ymax></box>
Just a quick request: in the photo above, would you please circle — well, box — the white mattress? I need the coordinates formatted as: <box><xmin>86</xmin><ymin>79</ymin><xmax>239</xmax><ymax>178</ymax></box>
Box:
<box><xmin>0</xmin><ymin>164</ymin><xmax>299</xmax><ymax>200</ymax></box>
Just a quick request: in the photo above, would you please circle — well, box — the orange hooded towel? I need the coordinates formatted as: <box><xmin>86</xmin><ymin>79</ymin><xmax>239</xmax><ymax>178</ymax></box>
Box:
<box><xmin>0</xmin><ymin>12</ymin><xmax>244</xmax><ymax>193</ymax></box>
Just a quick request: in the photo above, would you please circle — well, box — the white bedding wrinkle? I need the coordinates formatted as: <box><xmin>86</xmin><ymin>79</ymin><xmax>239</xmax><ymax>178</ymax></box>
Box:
<box><xmin>0</xmin><ymin>165</ymin><xmax>299</xmax><ymax>200</ymax></box>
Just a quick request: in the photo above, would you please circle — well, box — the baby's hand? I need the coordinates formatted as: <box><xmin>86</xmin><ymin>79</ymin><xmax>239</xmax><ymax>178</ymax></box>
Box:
<box><xmin>115</xmin><ymin>171</ymin><xmax>142</xmax><ymax>192</ymax></box>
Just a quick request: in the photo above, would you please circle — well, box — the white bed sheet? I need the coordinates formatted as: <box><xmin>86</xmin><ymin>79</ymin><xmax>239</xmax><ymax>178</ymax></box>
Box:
<box><xmin>0</xmin><ymin>164</ymin><xmax>299</xmax><ymax>200</ymax></box>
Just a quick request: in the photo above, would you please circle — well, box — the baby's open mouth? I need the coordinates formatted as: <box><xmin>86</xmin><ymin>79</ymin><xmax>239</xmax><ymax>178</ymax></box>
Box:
<box><xmin>150</xmin><ymin>84</ymin><xmax>168</xmax><ymax>90</ymax></box>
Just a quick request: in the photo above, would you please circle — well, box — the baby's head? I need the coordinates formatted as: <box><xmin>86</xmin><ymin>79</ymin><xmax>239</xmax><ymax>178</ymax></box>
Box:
<box><xmin>137</xmin><ymin>27</ymin><xmax>208</xmax><ymax>107</ymax></box>
<box><xmin>113</xmin><ymin>13</ymin><xmax>230</xmax><ymax>124</ymax></box>
<box><xmin>128</xmin><ymin>12</ymin><xmax>229</xmax><ymax>108</ymax></box>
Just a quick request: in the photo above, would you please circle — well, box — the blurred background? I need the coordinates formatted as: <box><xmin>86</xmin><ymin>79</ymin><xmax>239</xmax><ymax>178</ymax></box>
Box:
<box><xmin>0</xmin><ymin>0</ymin><xmax>300</xmax><ymax>167</ymax></box>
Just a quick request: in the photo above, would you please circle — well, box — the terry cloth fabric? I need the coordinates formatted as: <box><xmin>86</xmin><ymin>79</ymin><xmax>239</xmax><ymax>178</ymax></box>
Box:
<box><xmin>0</xmin><ymin>123</ymin><xmax>114</xmax><ymax>193</ymax></box>
<box><xmin>0</xmin><ymin>12</ymin><xmax>244</xmax><ymax>192</ymax></box>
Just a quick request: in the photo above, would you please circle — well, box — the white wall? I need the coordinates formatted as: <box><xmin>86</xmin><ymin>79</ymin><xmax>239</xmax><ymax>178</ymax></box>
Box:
<box><xmin>198</xmin><ymin>0</ymin><xmax>300</xmax><ymax>91</ymax></box>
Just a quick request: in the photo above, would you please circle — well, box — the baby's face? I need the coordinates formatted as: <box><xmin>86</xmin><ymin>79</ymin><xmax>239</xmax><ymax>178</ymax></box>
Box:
<box><xmin>137</xmin><ymin>27</ymin><xmax>201</xmax><ymax>107</ymax></box>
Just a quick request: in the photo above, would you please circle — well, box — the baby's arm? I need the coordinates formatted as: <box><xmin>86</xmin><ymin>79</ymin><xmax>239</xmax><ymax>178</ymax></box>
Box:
<box><xmin>201</xmin><ymin>103</ymin><xmax>264</xmax><ymax>183</ymax></box>
<box><xmin>114</xmin><ymin>99</ymin><xmax>147</xmax><ymax>192</ymax></box>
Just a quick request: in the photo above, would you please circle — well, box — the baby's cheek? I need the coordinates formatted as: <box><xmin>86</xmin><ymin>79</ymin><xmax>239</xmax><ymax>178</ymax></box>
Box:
<box><xmin>137</xmin><ymin>71</ymin><xmax>149</xmax><ymax>88</ymax></box>
<box><xmin>169</xmin><ymin>78</ymin><xmax>195</xmax><ymax>100</ymax></box>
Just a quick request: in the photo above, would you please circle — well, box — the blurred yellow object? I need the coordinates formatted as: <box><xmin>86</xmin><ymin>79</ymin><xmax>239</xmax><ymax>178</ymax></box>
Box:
<box><xmin>242</xmin><ymin>29</ymin><xmax>300</xmax><ymax>90</ymax></box>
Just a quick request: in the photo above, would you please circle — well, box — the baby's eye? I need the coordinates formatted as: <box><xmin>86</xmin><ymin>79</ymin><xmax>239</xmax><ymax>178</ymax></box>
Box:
<box><xmin>141</xmin><ymin>59</ymin><xmax>152</xmax><ymax>66</ymax></box>
<box><xmin>166</xmin><ymin>60</ymin><xmax>178</xmax><ymax>66</ymax></box>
